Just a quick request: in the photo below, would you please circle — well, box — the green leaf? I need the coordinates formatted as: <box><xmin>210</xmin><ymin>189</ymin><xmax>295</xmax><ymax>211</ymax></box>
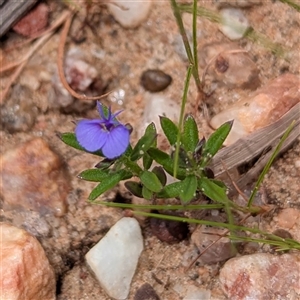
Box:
<box><xmin>89</xmin><ymin>170</ymin><xmax>132</xmax><ymax>200</ymax></box>
<box><xmin>156</xmin><ymin>181</ymin><xmax>184</xmax><ymax>198</ymax></box>
<box><xmin>140</xmin><ymin>170</ymin><xmax>163</xmax><ymax>193</ymax></box>
<box><xmin>200</xmin><ymin>121</ymin><xmax>233</xmax><ymax>167</ymax></box>
<box><xmin>179</xmin><ymin>175</ymin><xmax>197</xmax><ymax>203</ymax></box>
<box><xmin>142</xmin><ymin>186</ymin><xmax>153</xmax><ymax>200</ymax></box>
<box><xmin>58</xmin><ymin>132</ymin><xmax>103</xmax><ymax>156</ymax></box>
<box><xmin>131</xmin><ymin>123</ymin><xmax>157</xmax><ymax>161</ymax></box>
<box><xmin>182</xmin><ymin>114</ymin><xmax>198</xmax><ymax>152</ymax></box>
<box><xmin>143</xmin><ymin>152</ymin><xmax>153</xmax><ymax>170</ymax></box>
<box><xmin>147</xmin><ymin>148</ymin><xmax>187</xmax><ymax>179</ymax></box>
<box><xmin>152</xmin><ymin>166</ymin><xmax>167</xmax><ymax>186</ymax></box>
<box><xmin>160</xmin><ymin>116</ymin><xmax>179</xmax><ymax>146</ymax></box>
<box><xmin>198</xmin><ymin>177</ymin><xmax>229</xmax><ymax>204</ymax></box>
<box><xmin>124</xmin><ymin>181</ymin><xmax>143</xmax><ymax>198</ymax></box>
<box><xmin>78</xmin><ymin>169</ymin><xmax>109</xmax><ymax>182</ymax></box>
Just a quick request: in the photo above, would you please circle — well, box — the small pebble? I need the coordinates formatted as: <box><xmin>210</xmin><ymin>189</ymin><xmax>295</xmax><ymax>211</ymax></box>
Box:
<box><xmin>0</xmin><ymin>223</ymin><xmax>56</xmax><ymax>300</ymax></box>
<box><xmin>199</xmin><ymin>42</ymin><xmax>260</xmax><ymax>90</ymax></box>
<box><xmin>219</xmin><ymin>253</ymin><xmax>300</xmax><ymax>299</ymax></box>
<box><xmin>85</xmin><ymin>217</ymin><xmax>143</xmax><ymax>299</ymax></box>
<box><xmin>191</xmin><ymin>223</ymin><xmax>241</xmax><ymax>264</ymax></box>
<box><xmin>0</xmin><ymin>138</ymin><xmax>70</xmax><ymax>216</ymax></box>
<box><xmin>141</xmin><ymin>69</ymin><xmax>172</xmax><ymax>92</ymax></box>
<box><xmin>276</xmin><ymin>208</ymin><xmax>300</xmax><ymax>230</ymax></box>
<box><xmin>107</xmin><ymin>0</ymin><xmax>152</xmax><ymax>29</ymax></box>
<box><xmin>138</xmin><ymin>94</ymin><xmax>180</xmax><ymax>140</ymax></box>
<box><xmin>183</xmin><ymin>286</ymin><xmax>211</xmax><ymax>300</ymax></box>
<box><xmin>210</xmin><ymin>73</ymin><xmax>300</xmax><ymax>145</ymax></box>
<box><xmin>13</xmin><ymin>3</ymin><xmax>49</xmax><ymax>37</ymax></box>
<box><xmin>0</xmin><ymin>84</ymin><xmax>38</xmax><ymax>133</ymax></box>
<box><xmin>65</xmin><ymin>48</ymin><xmax>98</xmax><ymax>92</ymax></box>
<box><xmin>219</xmin><ymin>8</ymin><xmax>250</xmax><ymax>40</ymax></box>
<box><xmin>134</xmin><ymin>283</ymin><xmax>160</xmax><ymax>300</ymax></box>
<box><xmin>150</xmin><ymin>212</ymin><xmax>189</xmax><ymax>244</ymax></box>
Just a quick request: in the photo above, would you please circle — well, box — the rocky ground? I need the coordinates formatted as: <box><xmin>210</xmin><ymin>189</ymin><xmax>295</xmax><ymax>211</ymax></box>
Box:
<box><xmin>0</xmin><ymin>0</ymin><xmax>300</xmax><ymax>299</ymax></box>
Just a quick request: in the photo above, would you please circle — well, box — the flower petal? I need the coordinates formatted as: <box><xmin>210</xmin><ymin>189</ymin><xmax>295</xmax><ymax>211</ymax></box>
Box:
<box><xmin>101</xmin><ymin>125</ymin><xmax>130</xmax><ymax>159</ymax></box>
<box><xmin>97</xmin><ymin>102</ymin><xmax>108</xmax><ymax>121</ymax></box>
<box><xmin>75</xmin><ymin>119</ymin><xmax>108</xmax><ymax>152</ymax></box>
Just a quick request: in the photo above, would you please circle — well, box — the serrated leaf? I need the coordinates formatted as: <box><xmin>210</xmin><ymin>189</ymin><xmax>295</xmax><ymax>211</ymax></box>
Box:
<box><xmin>142</xmin><ymin>186</ymin><xmax>153</xmax><ymax>200</ymax></box>
<box><xmin>131</xmin><ymin>123</ymin><xmax>157</xmax><ymax>161</ymax></box>
<box><xmin>198</xmin><ymin>177</ymin><xmax>229</xmax><ymax>204</ymax></box>
<box><xmin>156</xmin><ymin>181</ymin><xmax>184</xmax><ymax>198</ymax></box>
<box><xmin>160</xmin><ymin>116</ymin><xmax>179</xmax><ymax>146</ymax></box>
<box><xmin>147</xmin><ymin>148</ymin><xmax>187</xmax><ymax>179</ymax></box>
<box><xmin>143</xmin><ymin>152</ymin><xmax>153</xmax><ymax>170</ymax></box>
<box><xmin>125</xmin><ymin>181</ymin><xmax>143</xmax><ymax>198</ymax></box>
<box><xmin>152</xmin><ymin>166</ymin><xmax>167</xmax><ymax>186</ymax></box>
<box><xmin>140</xmin><ymin>170</ymin><xmax>163</xmax><ymax>193</ymax></box>
<box><xmin>89</xmin><ymin>170</ymin><xmax>132</xmax><ymax>200</ymax></box>
<box><xmin>78</xmin><ymin>169</ymin><xmax>109</xmax><ymax>182</ymax></box>
<box><xmin>182</xmin><ymin>114</ymin><xmax>198</xmax><ymax>152</ymax></box>
<box><xmin>200</xmin><ymin>121</ymin><xmax>233</xmax><ymax>167</ymax></box>
<box><xmin>179</xmin><ymin>175</ymin><xmax>197</xmax><ymax>203</ymax></box>
<box><xmin>58</xmin><ymin>132</ymin><xmax>103</xmax><ymax>156</ymax></box>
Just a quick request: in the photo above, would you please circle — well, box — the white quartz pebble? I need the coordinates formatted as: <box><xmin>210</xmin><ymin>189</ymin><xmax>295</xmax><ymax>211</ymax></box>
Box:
<box><xmin>85</xmin><ymin>217</ymin><xmax>144</xmax><ymax>300</ymax></box>
<box><xmin>138</xmin><ymin>94</ymin><xmax>180</xmax><ymax>139</ymax></box>
<box><xmin>107</xmin><ymin>0</ymin><xmax>152</xmax><ymax>29</ymax></box>
<box><xmin>219</xmin><ymin>8</ymin><xmax>250</xmax><ymax>40</ymax></box>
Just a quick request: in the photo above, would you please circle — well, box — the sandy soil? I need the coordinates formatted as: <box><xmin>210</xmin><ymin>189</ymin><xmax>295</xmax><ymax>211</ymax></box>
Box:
<box><xmin>1</xmin><ymin>1</ymin><xmax>299</xmax><ymax>299</ymax></box>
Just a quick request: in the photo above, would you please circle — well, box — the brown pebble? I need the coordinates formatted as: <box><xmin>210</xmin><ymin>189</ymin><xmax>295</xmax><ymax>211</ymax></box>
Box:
<box><xmin>134</xmin><ymin>283</ymin><xmax>160</xmax><ymax>300</ymax></box>
<box><xmin>199</xmin><ymin>42</ymin><xmax>260</xmax><ymax>90</ymax></box>
<box><xmin>12</xmin><ymin>3</ymin><xmax>49</xmax><ymax>37</ymax></box>
<box><xmin>0</xmin><ymin>138</ymin><xmax>70</xmax><ymax>216</ymax></box>
<box><xmin>150</xmin><ymin>211</ymin><xmax>189</xmax><ymax>244</ymax></box>
<box><xmin>141</xmin><ymin>69</ymin><xmax>172</xmax><ymax>92</ymax></box>
<box><xmin>0</xmin><ymin>84</ymin><xmax>38</xmax><ymax>133</ymax></box>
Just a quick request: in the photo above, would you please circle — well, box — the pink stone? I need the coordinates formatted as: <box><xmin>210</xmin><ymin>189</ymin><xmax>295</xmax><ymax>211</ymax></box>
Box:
<box><xmin>277</xmin><ymin>208</ymin><xmax>300</xmax><ymax>230</ymax></box>
<box><xmin>0</xmin><ymin>223</ymin><xmax>56</xmax><ymax>300</ymax></box>
<box><xmin>211</xmin><ymin>73</ymin><xmax>300</xmax><ymax>145</ymax></box>
<box><xmin>219</xmin><ymin>253</ymin><xmax>300</xmax><ymax>299</ymax></box>
<box><xmin>0</xmin><ymin>138</ymin><xmax>70</xmax><ymax>216</ymax></box>
<box><xmin>12</xmin><ymin>3</ymin><xmax>49</xmax><ymax>37</ymax></box>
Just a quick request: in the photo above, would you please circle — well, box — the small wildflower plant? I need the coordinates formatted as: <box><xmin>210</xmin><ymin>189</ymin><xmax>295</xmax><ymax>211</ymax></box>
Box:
<box><xmin>60</xmin><ymin>101</ymin><xmax>232</xmax><ymax>204</ymax></box>
<box><xmin>60</xmin><ymin>0</ymin><xmax>300</xmax><ymax>253</ymax></box>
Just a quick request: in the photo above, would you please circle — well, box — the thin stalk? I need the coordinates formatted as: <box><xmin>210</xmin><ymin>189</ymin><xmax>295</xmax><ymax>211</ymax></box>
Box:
<box><xmin>131</xmin><ymin>211</ymin><xmax>300</xmax><ymax>250</ymax></box>
<box><xmin>247</xmin><ymin>121</ymin><xmax>295</xmax><ymax>207</ymax></box>
<box><xmin>192</xmin><ymin>0</ymin><xmax>200</xmax><ymax>89</ymax></box>
<box><xmin>170</xmin><ymin>0</ymin><xmax>201</xmax><ymax>90</ymax></box>
<box><xmin>91</xmin><ymin>201</ymin><xmax>225</xmax><ymax>210</ymax></box>
<box><xmin>173</xmin><ymin>65</ymin><xmax>193</xmax><ymax>178</ymax></box>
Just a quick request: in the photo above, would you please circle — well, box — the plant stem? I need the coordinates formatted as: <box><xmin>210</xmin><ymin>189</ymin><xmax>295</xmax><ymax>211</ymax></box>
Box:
<box><xmin>173</xmin><ymin>65</ymin><xmax>193</xmax><ymax>178</ymax></box>
<box><xmin>192</xmin><ymin>0</ymin><xmax>200</xmax><ymax>89</ymax></box>
<box><xmin>91</xmin><ymin>201</ymin><xmax>225</xmax><ymax>210</ymax></box>
<box><xmin>170</xmin><ymin>0</ymin><xmax>201</xmax><ymax>91</ymax></box>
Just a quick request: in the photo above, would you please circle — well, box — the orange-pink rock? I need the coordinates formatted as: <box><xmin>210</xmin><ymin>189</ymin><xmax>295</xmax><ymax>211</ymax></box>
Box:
<box><xmin>0</xmin><ymin>138</ymin><xmax>70</xmax><ymax>216</ymax></box>
<box><xmin>12</xmin><ymin>3</ymin><xmax>49</xmax><ymax>37</ymax></box>
<box><xmin>210</xmin><ymin>73</ymin><xmax>300</xmax><ymax>145</ymax></box>
<box><xmin>0</xmin><ymin>223</ymin><xmax>56</xmax><ymax>300</ymax></box>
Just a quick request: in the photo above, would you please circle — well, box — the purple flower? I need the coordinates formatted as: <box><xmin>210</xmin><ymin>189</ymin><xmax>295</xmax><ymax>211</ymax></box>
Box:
<box><xmin>75</xmin><ymin>102</ymin><xmax>130</xmax><ymax>159</ymax></box>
